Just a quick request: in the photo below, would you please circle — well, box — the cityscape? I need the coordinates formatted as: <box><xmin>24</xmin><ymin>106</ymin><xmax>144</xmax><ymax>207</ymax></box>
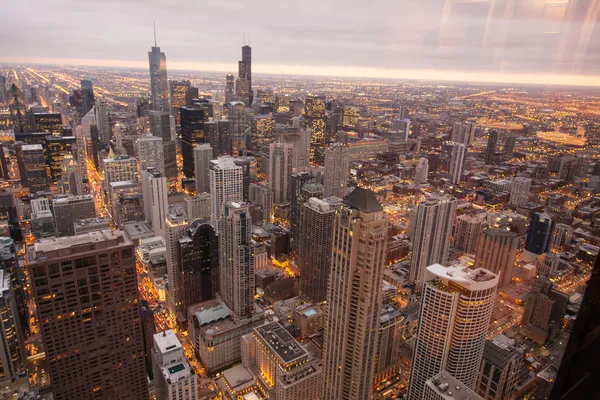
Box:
<box><xmin>0</xmin><ymin>2</ymin><xmax>600</xmax><ymax>400</ymax></box>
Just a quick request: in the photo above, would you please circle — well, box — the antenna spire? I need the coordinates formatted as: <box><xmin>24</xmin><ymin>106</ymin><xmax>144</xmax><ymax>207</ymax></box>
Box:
<box><xmin>153</xmin><ymin>22</ymin><xmax>157</xmax><ymax>47</ymax></box>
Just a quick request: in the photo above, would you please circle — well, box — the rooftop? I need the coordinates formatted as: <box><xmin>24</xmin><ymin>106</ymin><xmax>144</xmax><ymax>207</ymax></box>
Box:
<box><xmin>255</xmin><ymin>321</ymin><xmax>308</xmax><ymax>364</ymax></box>
<box><xmin>426</xmin><ymin>264</ymin><xmax>499</xmax><ymax>291</ymax></box>
<box><xmin>342</xmin><ymin>187</ymin><xmax>383</xmax><ymax>213</ymax></box>
<box><xmin>153</xmin><ymin>330</ymin><xmax>182</xmax><ymax>355</ymax></box>
<box><xmin>425</xmin><ymin>371</ymin><xmax>484</xmax><ymax>400</ymax></box>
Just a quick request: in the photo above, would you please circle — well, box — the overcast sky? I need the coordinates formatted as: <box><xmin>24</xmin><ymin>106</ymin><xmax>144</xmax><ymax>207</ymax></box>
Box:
<box><xmin>2</xmin><ymin>0</ymin><xmax>599</xmax><ymax>83</ymax></box>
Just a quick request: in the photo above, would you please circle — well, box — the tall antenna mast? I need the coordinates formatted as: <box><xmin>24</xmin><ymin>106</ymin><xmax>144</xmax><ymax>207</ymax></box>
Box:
<box><xmin>153</xmin><ymin>22</ymin><xmax>157</xmax><ymax>47</ymax></box>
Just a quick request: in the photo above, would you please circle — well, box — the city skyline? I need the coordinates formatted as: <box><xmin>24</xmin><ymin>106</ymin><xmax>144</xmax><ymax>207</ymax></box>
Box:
<box><xmin>3</xmin><ymin>0</ymin><xmax>600</xmax><ymax>87</ymax></box>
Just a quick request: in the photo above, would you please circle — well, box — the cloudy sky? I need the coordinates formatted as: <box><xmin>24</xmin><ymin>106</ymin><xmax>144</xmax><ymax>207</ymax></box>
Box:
<box><xmin>2</xmin><ymin>0</ymin><xmax>599</xmax><ymax>84</ymax></box>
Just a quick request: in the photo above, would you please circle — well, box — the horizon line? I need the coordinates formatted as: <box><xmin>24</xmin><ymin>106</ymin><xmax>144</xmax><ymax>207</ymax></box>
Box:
<box><xmin>2</xmin><ymin>56</ymin><xmax>600</xmax><ymax>88</ymax></box>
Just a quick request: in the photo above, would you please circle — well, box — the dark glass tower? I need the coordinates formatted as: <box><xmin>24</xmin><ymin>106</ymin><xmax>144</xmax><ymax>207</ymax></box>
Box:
<box><xmin>236</xmin><ymin>46</ymin><xmax>252</xmax><ymax>106</ymax></box>
<box><xmin>484</xmin><ymin>129</ymin><xmax>498</xmax><ymax>164</ymax></box>
<box><xmin>178</xmin><ymin>220</ymin><xmax>218</xmax><ymax>311</ymax></box>
<box><xmin>180</xmin><ymin>103</ymin><xmax>212</xmax><ymax>178</ymax></box>
<box><xmin>525</xmin><ymin>212</ymin><xmax>554</xmax><ymax>255</ymax></box>
<box><xmin>148</xmin><ymin>37</ymin><xmax>170</xmax><ymax>112</ymax></box>
<box><xmin>80</xmin><ymin>79</ymin><xmax>95</xmax><ymax>116</ymax></box>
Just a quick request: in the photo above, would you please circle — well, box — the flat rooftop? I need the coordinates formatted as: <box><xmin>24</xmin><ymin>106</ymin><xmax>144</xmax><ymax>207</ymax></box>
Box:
<box><xmin>255</xmin><ymin>321</ymin><xmax>307</xmax><ymax>364</ymax></box>
<box><xmin>427</xmin><ymin>264</ymin><xmax>499</xmax><ymax>291</ymax></box>
<box><xmin>425</xmin><ymin>371</ymin><xmax>484</xmax><ymax>400</ymax></box>
<box><xmin>153</xmin><ymin>330</ymin><xmax>182</xmax><ymax>354</ymax></box>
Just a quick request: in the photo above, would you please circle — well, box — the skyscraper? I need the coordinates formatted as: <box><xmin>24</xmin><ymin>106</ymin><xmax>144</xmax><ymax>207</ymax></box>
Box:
<box><xmin>525</xmin><ymin>212</ymin><xmax>554</xmax><ymax>255</ymax></box>
<box><xmin>453</xmin><ymin>212</ymin><xmax>487</xmax><ymax>254</ymax></box>
<box><xmin>209</xmin><ymin>156</ymin><xmax>243</xmax><ymax>233</ymax></box>
<box><xmin>27</xmin><ymin>230</ymin><xmax>149</xmax><ymax>400</ymax></box>
<box><xmin>503</xmin><ymin>133</ymin><xmax>517</xmax><ymax>159</ymax></box>
<box><xmin>322</xmin><ymin>188</ymin><xmax>387</xmax><ymax>400</ymax></box>
<box><xmin>148</xmin><ymin>37</ymin><xmax>170</xmax><ymax>112</ymax></box>
<box><xmin>549</xmin><ymin>223</ymin><xmax>573</xmax><ymax>253</ymax></box>
<box><xmin>484</xmin><ymin>129</ymin><xmax>498</xmax><ymax>165</ymax></box>
<box><xmin>218</xmin><ymin>202</ymin><xmax>255</xmax><ymax>322</ymax></box>
<box><xmin>152</xmin><ymin>330</ymin><xmax>198</xmax><ymax>400</ymax></box>
<box><xmin>94</xmin><ymin>101</ymin><xmax>111</xmax><ymax>145</ymax></box>
<box><xmin>18</xmin><ymin>144</ymin><xmax>50</xmax><ymax>193</ymax></box>
<box><xmin>451</xmin><ymin>121</ymin><xmax>476</xmax><ymax>146</ymax></box>
<box><xmin>53</xmin><ymin>194</ymin><xmax>96</xmax><ymax>237</ymax></box>
<box><xmin>305</xmin><ymin>95</ymin><xmax>327</xmax><ymax>165</ymax></box>
<box><xmin>522</xmin><ymin>275</ymin><xmax>569</xmax><ymax>345</ymax></box>
<box><xmin>448</xmin><ymin>142</ymin><xmax>466</xmax><ymax>185</ymax></box>
<box><xmin>141</xmin><ymin>168</ymin><xmax>169</xmax><ymax>239</ymax></box>
<box><xmin>235</xmin><ymin>46</ymin><xmax>252</xmax><ymax>106</ymax></box>
<box><xmin>289</xmin><ymin>172</ymin><xmax>318</xmax><ymax>243</ymax></box>
<box><xmin>165</xmin><ymin>206</ymin><xmax>189</xmax><ymax>315</ymax></box>
<box><xmin>135</xmin><ymin>134</ymin><xmax>165</xmax><ymax>176</ymax></box>
<box><xmin>225</xmin><ymin>73</ymin><xmax>234</xmax><ymax>104</ymax></box>
<box><xmin>169</xmin><ymin>80</ymin><xmax>195</xmax><ymax>121</ymax></box>
<box><xmin>178</xmin><ymin>220</ymin><xmax>218</xmax><ymax>311</ymax></box>
<box><xmin>194</xmin><ymin>144</ymin><xmax>213</xmax><ymax>194</ymax></box>
<box><xmin>298</xmin><ymin>196</ymin><xmax>342</xmax><ymax>304</ymax></box>
<box><xmin>409</xmin><ymin>195</ymin><xmax>457</xmax><ymax>289</ymax></box>
<box><xmin>476</xmin><ymin>335</ymin><xmax>524</xmax><ymax>400</ymax></box>
<box><xmin>148</xmin><ymin>110</ymin><xmax>177</xmax><ymax>181</ymax></box>
<box><xmin>510</xmin><ymin>176</ymin><xmax>532</xmax><ymax>206</ymax></box>
<box><xmin>474</xmin><ymin>228</ymin><xmax>519</xmax><ymax>287</ymax></box>
<box><xmin>181</xmin><ymin>104</ymin><xmax>211</xmax><ymax>178</ymax></box>
<box><xmin>80</xmin><ymin>79</ymin><xmax>95</xmax><ymax>116</ymax></box>
<box><xmin>268</xmin><ymin>142</ymin><xmax>293</xmax><ymax>205</ymax></box>
<box><xmin>407</xmin><ymin>265</ymin><xmax>499</xmax><ymax>400</ymax></box>
<box><xmin>323</xmin><ymin>142</ymin><xmax>350</xmax><ymax>198</ymax></box>
<box><xmin>414</xmin><ymin>157</ymin><xmax>429</xmax><ymax>185</ymax></box>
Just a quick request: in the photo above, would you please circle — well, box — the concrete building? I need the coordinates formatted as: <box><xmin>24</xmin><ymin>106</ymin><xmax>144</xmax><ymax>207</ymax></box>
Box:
<box><xmin>194</xmin><ymin>144</ymin><xmax>213</xmax><ymax>194</ymax></box>
<box><xmin>549</xmin><ymin>223</ymin><xmax>573</xmax><ymax>253</ymax></box>
<box><xmin>19</xmin><ymin>144</ymin><xmax>50</xmax><ymax>192</ymax></box>
<box><xmin>423</xmin><ymin>371</ymin><xmax>484</xmax><ymax>400</ymax></box>
<box><xmin>322</xmin><ymin>188</ymin><xmax>387</xmax><ymax>400</ymax></box>
<box><xmin>407</xmin><ymin>265</ymin><xmax>498</xmax><ymax>400</ymax></box>
<box><xmin>409</xmin><ymin>195</ymin><xmax>457</xmax><ymax>290</ymax></box>
<box><xmin>165</xmin><ymin>206</ymin><xmax>189</xmax><ymax>316</ymax></box>
<box><xmin>149</xmin><ymin>110</ymin><xmax>177</xmax><ymax>181</ymax></box>
<box><xmin>451</xmin><ymin>121</ymin><xmax>477</xmax><ymax>146</ymax></box>
<box><xmin>269</xmin><ymin>142</ymin><xmax>293</xmax><ymax>205</ymax></box>
<box><xmin>374</xmin><ymin>304</ymin><xmax>404</xmax><ymax>383</ymax></box>
<box><xmin>27</xmin><ymin>230</ymin><xmax>148</xmax><ymax>399</ymax></box>
<box><xmin>448</xmin><ymin>142</ymin><xmax>466</xmax><ymax>185</ymax></box>
<box><xmin>152</xmin><ymin>330</ymin><xmax>198</xmax><ymax>400</ymax></box>
<box><xmin>52</xmin><ymin>194</ymin><xmax>96</xmax><ymax>237</ymax></box>
<box><xmin>414</xmin><ymin>157</ymin><xmax>429</xmax><ymax>185</ymax></box>
<box><xmin>289</xmin><ymin>172</ymin><xmax>320</xmax><ymax>243</ymax></box>
<box><xmin>135</xmin><ymin>134</ymin><xmax>165</xmax><ymax>176</ymax></box>
<box><xmin>184</xmin><ymin>193</ymin><xmax>211</xmax><ymax>221</ymax></box>
<box><xmin>102</xmin><ymin>155</ymin><xmax>138</xmax><ymax>191</ymax></box>
<box><xmin>476</xmin><ymin>335</ymin><xmax>524</xmax><ymax>400</ymax></box>
<box><xmin>0</xmin><ymin>269</ymin><xmax>24</xmax><ymax>379</ymax></box>
<box><xmin>453</xmin><ymin>212</ymin><xmax>487</xmax><ymax>254</ymax></box>
<box><xmin>323</xmin><ymin>143</ymin><xmax>349</xmax><ymax>198</ymax></box>
<box><xmin>73</xmin><ymin>217</ymin><xmax>111</xmax><ymax>235</ymax></box>
<box><xmin>473</xmin><ymin>228</ymin><xmax>519</xmax><ymax>287</ymax></box>
<box><xmin>141</xmin><ymin>168</ymin><xmax>169</xmax><ymax>239</ymax></box>
<box><xmin>297</xmin><ymin>197</ymin><xmax>342</xmax><ymax>304</ymax></box>
<box><xmin>510</xmin><ymin>177</ymin><xmax>532</xmax><ymax>206</ymax></box>
<box><xmin>249</xmin><ymin>183</ymin><xmax>273</xmax><ymax>223</ymax></box>
<box><xmin>209</xmin><ymin>156</ymin><xmax>243</xmax><ymax>234</ymax></box>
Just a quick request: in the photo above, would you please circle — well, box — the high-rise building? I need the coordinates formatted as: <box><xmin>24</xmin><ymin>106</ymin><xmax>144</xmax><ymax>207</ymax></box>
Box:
<box><xmin>152</xmin><ymin>330</ymin><xmax>198</xmax><ymax>400</ymax></box>
<box><xmin>30</xmin><ymin>197</ymin><xmax>56</xmax><ymax>238</ymax></box>
<box><xmin>0</xmin><ymin>267</ymin><xmax>25</xmax><ymax>380</ymax></box>
<box><xmin>148</xmin><ymin>110</ymin><xmax>177</xmax><ymax>181</ymax></box>
<box><xmin>525</xmin><ymin>212</ymin><xmax>554</xmax><ymax>255</ymax></box>
<box><xmin>184</xmin><ymin>193</ymin><xmax>211</xmax><ymax>221</ymax></box>
<box><xmin>18</xmin><ymin>144</ymin><xmax>49</xmax><ymax>193</ymax></box>
<box><xmin>476</xmin><ymin>335</ymin><xmax>524</xmax><ymax>400</ymax></box>
<box><xmin>248</xmin><ymin>183</ymin><xmax>273</xmax><ymax>223</ymax></box>
<box><xmin>549</xmin><ymin>223</ymin><xmax>573</xmax><ymax>253</ymax></box>
<box><xmin>80</xmin><ymin>79</ymin><xmax>95</xmax><ymax>116</ymax></box>
<box><xmin>521</xmin><ymin>275</ymin><xmax>569</xmax><ymax>345</ymax></box>
<box><xmin>140</xmin><ymin>303</ymin><xmax>156</xmax><ymax>379</ymax></box>
<box><xmin>484</xmin><ymin>129</ymin><xmax>498</xmax><ymax>165</ymax></box>
<box><xmin>33</xmin><ymin>112</ymin><xmax>62</xmax><ymax>134</ymax></box>
<box><xmin>298</xmin><ymin>196</ymin><xmax>342</xmax><ymax>304</ymax></box>
<box><xmin>135</xmin><ymin>134</ymin><xmax>165</xmax><ymax>176</ymax></box>
<box><xmin>45</xmin><ymin>135</ymin><xmax>77</xmax><ymax>185</ymax></box>
<box><xmin>181</xmin><ymin>105</ymin><xmax>211</xmax><ymax>178</ymax></box>
<box><xmin>0</xmin><ymin>74</ymin><xmax>6</xmax><ymax>104</ymax></box>
<box><xmin>414</xmin><ymin>157</ymin><xmax>429</xmax><ymax>185</ymax></box>
<box><xmin>165</xmin><ymin>206</ymin><xmax>189</xmax><ymax>315</ymax></box>
<box><xmin>170</xmin><ymin>80</ymin><xmax>196</xmax><ymax>122</ymax></box>
<box><xmin>149</xmin><ymin>40</ymin><xmax>170</xmax><ymax>112</ymax></box>
<box><xmin>510</xmin><ymin>177</ymin><xmax>532</xmax><ymax>206</ymax></box>
<box><xmin>27</xmin><ymin>230</ymin><xmax>149</xmax><ymax>399</ymax></box>
<box><xmin>242</xmin><ymin>321</ymin><xmax>322</xmax><ymax>400</ymax></box>
<box><xmin>409</xmin><ymin>195</ymin><xmax>457</xmax><ymax>289</ymax></box>
<box><xmin>94</xmin><ymin>102</ymin><xmax>111</xmax><ymax>145</ymax></box>
<box><xmin>407</xmin><ymin>265</ymin><xmax>499</xmax><ymax>400</ymax></box>
<box><xmin>503</xmin><ymin>133</ymin><xmax>517</xmax><ymax>159</ymax></box>
<box><xmin>209</xmin><ymin>156</ymin><xmax>243</xmax><ymax>233</ymax></box>
<box><xmin>235</xmin><ymin>46</ymin><xmax>252</xmax><ymax>106</ymax></box>
<box><xmin>178</xmin><ymin>220</ymin><xmax>218</xmax><ymax>311</ymax></box>
<box><xmin>392</xmin><ymin>118</ymin><xmax>411</xmax><ymax>140</ymax></box>
<box><xmin>225</xmin><ymin>73</ymin><xmax>234</xmax><ymax>104</ymax></box>
<box><xmin>448</xmin><ymin>142</ymin><xmax>466</xmax><ymax>185</ymax></box>
<box><xmin>218</xmin><ymin>202</ymin><xmax>255</xmax><ymax>322</ymax></box>
<box><xmin>424</xmin><ymin>371</ymin><xmax>484</xmax><ymax>400</ymax></box>
<box><xmin>453</xmin><ymin>212</ymin><xmax>487</xmax><ymax>254</ymax></box>
<box><xmin>473</xmin><ymin>228</ymin><xmax>519</xmax><ymax>287</ymax></box>
<box><xmin>141</xmin><ymin>168</ymin><xmax>169</xmax><ymax>239</ymax></box>
<box><xmin>269</xmin><ymin>142</ymin><xmax>293</xmax><ymax>205</ymax></box>
<box><xmin>103</xmin><ymin>155</ymin><xmax>138</xmax><ymax>189</ymax></box>
<box><xmin>322</xmin><ymin>188</ymin><xmax>387</xmax><ymax>400</ymax></box>
<box><xmin>323</xmin><ymin>143</ymin><xmax>349</xmax><ymax>198</ymax></box>
<box><xmin>290</xmin><ymin>171</ymin><xmax>323</xmax><ymax>243</ymax></box>
<box><xmin>194</xmin><ymin>144</ymin><xmax>213</xmax><ymax>194</ymax></box>
<box><xmin>52</xmin><ymin>194</ymin><xmax>96</xmax><ymax>236</ymax></box>
<box><xmin>451</xmin><ymin>121</ymin><xmax>476</xmax><ymax>146</ymax></box>
<box><xmin>305</xmin><ymin>95</ymin><xmax>327</xmax><ymax>165</ymax></box>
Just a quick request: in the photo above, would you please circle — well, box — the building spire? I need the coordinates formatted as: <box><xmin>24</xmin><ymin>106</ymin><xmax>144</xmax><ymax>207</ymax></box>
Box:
<box><xmin>153</xmin><ymin>22</ymin><xmax>157</xmax><ymax>47</ymax></box>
